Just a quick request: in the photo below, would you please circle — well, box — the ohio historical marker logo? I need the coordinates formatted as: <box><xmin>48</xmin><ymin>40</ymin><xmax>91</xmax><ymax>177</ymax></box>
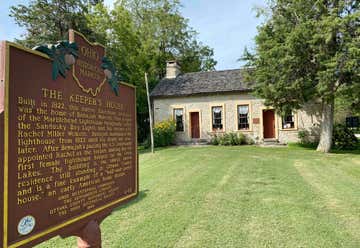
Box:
<box><xmin>17</xmin><ymin>215</ymin><xmax>36</xmax><ymax>236</ymax></box>
<box><xmin>69</xmin><ymin>30</ymin><xmax>107</xmax><ymax>97</ymax></box>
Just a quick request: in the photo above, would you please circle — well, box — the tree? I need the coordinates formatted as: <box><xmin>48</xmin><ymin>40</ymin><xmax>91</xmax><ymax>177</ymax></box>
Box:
<box><xmin>10</xmin><ymin>0</ymin><xmax>104</xmax><ymax>48</ymax></box>
<box><xmin>243</xmin><ymin>0</ymin><xmax>359</xmax><ymax>153</ymax></box>
<box><xmin>86</xmin><ymin>0</ymin><xmax>217</xmax><ymax>141</ymax></box>
<box><xmin>334</xmin><ymin>94</ymin><xmax>360</xmax><ymax>124</ymax></box>
<box><xmin>110</xmin><ymin>0</ymin><xmax>217</xmax><ymax>77</ymax></box>
<box><xmin>11</xmin><ymin>0</ymin><xmax>217</xmax><ymax>142</ymax></box>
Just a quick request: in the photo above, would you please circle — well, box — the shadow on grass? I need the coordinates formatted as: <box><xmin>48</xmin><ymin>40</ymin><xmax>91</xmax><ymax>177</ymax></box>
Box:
<box><xmin>113</xmin><ymin>190</ymin><xmax>149</xmax><ymax>212</ymax></box>
<box><xmin>138</xmin><ymin>148</ymin><xmax>152</xmax><ymax>155</ymax></box>
<box><xmin>288</xmin><ymin>142</ymin><xmax>318</xmax><ymax>150</ymax></box>
<box><xmin>288</xmin><ymin>142</ymin><xmax>360</xmax><ymax>155</ymax></box>
<box><xmin>330</xmin><ymin>147</ymin><xmax>360</xmax><ymax>155</ymax></box>
<box><xmin>138</xmin><ymin>146</ymin><xmax>177</xmax><ymax>155</ymax></box>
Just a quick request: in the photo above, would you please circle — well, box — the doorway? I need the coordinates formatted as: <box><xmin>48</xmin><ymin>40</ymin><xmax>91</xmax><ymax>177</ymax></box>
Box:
<box><xmin>190</xmin><ymin>112</ymin><xmax>200</xmax><ymax>139</ymax></box>
<box><xmin>263</xmin><ymin>109</ymin><xmax>275</xmax><ymax>139</ymax></box>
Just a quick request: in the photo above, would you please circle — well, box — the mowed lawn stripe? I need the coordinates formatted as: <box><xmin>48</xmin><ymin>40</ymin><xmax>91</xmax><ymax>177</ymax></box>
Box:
<box><xmin>36</xmin><ymin>146</ymin><xmax>360</xmax><ymax>248</ymax></box>
<box><xmin>106</xmin><ymin>147</ymin><xmax>237</xmax><ymax>247</ymax></box>
<box><xmin>294</xmin><ymin>158</ymin><xmax>360</xmax><ymax>246</ymax></box>
<box><xmin>174</xmin><ymin>152</ymin><xmax>245</xmax><ymax>248</ymax></box>
<box><xmin>173</xmin><ymin>147</ymin><xmax>355</xmax><ymax>247</ymax></box>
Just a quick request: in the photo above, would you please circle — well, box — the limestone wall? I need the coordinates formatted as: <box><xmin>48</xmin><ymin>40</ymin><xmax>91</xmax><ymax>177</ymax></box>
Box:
<box><xmin>152</xmin><ymin>93</ymin><xmax>321</xmax><ymax>144</ymax></box>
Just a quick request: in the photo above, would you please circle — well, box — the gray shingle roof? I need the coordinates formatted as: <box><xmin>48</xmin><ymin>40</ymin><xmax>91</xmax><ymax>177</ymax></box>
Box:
<box><xmin>150</xmin><ymin>69</ymin><xmax>254</xmax><ymax>98</ymax></box>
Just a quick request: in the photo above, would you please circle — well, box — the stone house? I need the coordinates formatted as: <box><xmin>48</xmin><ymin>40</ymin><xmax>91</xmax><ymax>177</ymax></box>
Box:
<box><xmin>150</xmin><ymin>61</ymin><xmax>320</xmax><ymax>144</ymax></box>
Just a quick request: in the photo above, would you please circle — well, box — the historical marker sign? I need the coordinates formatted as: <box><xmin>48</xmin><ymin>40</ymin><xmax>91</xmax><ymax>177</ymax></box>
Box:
<box><xmin>0</xmin><ymin>30</ymin><xmax>138</xmax><ymax>248</ymax></box>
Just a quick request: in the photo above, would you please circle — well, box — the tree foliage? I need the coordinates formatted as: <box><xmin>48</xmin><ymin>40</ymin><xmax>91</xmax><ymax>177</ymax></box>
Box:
<box><xmin>243</xmin><ymin>0</ymin><xmax>359</xmax><ymax>152</ymax></box>
<box><xmin>86</xmin><ymin>0</ymin><xmax>217</xmax><ymax>114</ymax></box>
<box><xmin>34</xmin><ymin>41</ymin><xmax>78</xmax><ymax>80</ymax></box>
<box><xmin>11</xmin><ymin>0</ymin><xmax>217</xmax><ymax>141</ymax></box>
<box><xmin>10</xmin><ymin>0</ymin><xmax>103</xmax><ymax>48</ymax></box>
<box><xmin>334</xmin><ymin>94</ymin><xmax>360</xmax><ymax>124</ymax></box>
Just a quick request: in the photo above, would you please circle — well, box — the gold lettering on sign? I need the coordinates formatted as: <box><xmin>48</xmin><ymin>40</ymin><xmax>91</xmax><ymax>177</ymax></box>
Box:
<box><xmin>42</xmin><ymin>88</ymin><xmax>63</xmax><ymax>100</ymax></box>
<box><xmin>80</xmin><ymin>46</ymin><xmax>99</xmax><ymax>60</ymax></box>
<box><xmin>76</xmin><ymin>46</ymin><xmax>104</xmax><ymax>81</ymax></box>
<box><xmin>69</xmin><ymin>94</ymin><xmax>102</xmax><ymax>106</ymax></box>
<box><xmin>15</xmin><ymin>88</ymin><xmax>135</xmax><ymax>218</ymax></box>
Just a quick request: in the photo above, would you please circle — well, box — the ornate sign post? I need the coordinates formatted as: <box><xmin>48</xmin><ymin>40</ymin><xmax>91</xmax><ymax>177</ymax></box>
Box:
<box><xmin>0</xmin><ymin>30</ymin><xmax>138</xmax><ymax>248</ymax></box>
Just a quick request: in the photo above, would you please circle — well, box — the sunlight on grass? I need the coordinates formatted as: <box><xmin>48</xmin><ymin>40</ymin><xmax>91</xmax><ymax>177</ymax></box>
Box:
<box><xmin>36</xmin><ymin>146</ymin><xmax>360</xmax><ymax>248</ymax></box>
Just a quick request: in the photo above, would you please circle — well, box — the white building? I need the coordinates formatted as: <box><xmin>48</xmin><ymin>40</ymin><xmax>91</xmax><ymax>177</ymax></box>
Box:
<box><xmin>151</xmin><ymin>61</ymin><xmax>321</xmax><ymax>144</ymax></box>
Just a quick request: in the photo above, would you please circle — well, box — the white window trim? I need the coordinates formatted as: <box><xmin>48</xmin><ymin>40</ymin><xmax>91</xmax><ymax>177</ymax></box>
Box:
<box><xmin>280</xmin><ymin>110</ymin><xmax>298</xmax><ymax>131</ymax></box>
<box><xmin>235</xmin><ymin>101</ymin><xmax>253</xmax><ymax>132</ymax></box>
<box><xmin>210</xmin><ymin>103</ymin><xmax>226</xmax><ymax>132</ymax></box>
<box><xmin>171</xmin><ymin>105</ymin><xmax>185</xmax><ymax>133</ymax></box>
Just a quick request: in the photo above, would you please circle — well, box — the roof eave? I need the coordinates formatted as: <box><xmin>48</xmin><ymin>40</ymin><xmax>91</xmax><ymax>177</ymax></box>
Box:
<box><xmin>150</xmin><ymin>89</ymin><xmax>253</xmax><ymax>99</ymax></box>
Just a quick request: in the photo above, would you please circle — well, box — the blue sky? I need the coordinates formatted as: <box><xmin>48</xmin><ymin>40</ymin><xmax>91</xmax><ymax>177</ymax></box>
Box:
<box><xmin>0</xmin><ymin>0</ymin><xmax>265</xmax><ymax>70</ymax></box>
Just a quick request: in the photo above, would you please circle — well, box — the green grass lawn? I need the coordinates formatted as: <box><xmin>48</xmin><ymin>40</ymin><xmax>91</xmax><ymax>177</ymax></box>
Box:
<box><xmin>37</xmin><ymin>146</ymin><xmax>360</xmax><ymax>248</ymax></box>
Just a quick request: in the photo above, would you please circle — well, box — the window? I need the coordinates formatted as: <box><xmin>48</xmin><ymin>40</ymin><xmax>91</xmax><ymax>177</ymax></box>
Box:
<box><xmin>282</xmin><ymin>110</ymin><xmax>295</xmax><ymax>129</ymax></box>
<box><xmin>173</xmin><ymin>108</ymin><xmax>184</xmax><ymax>132</ymax></box>
<box><xmin>212</xmin><ymin>106</ymin><xmax>223</xmax><ymax>130</ymax></box>
<box><xmin>238</xmin><ymin>105</ymin><xmax>250</xmax><ymax>130</ymax></box>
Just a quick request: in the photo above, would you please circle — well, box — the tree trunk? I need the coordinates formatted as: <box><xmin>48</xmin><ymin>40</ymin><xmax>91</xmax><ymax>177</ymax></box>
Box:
<box><xmin>316</xmin><ymin>98</ymin><xmax>335</xmax><ymax>153</ymax></box>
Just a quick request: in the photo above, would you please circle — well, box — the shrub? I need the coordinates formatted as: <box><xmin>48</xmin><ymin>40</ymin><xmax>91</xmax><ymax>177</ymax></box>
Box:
<box><xmin>333</xmin><ymin>124</ymin><xmax>358</xmax><ymax>150</ymax></box>
<box><xmin>152</xmin><ymin>119</ymin><xmax>176</xmax><ymax>147</ymax></box>
<box><xmin>297</xmin><ymin>129</ymin><xmax>319</xmax><ymax>148</ymax></box>
<box><xmin>219</xmin><ymin>133</ymin><xmax>231</xmax><ymax>146</ymax></box>
<box><xmin>210</xmin><ymin>132</ymin><xmax>251</xmax><ymax>146</ymax></box>
<box><xmin>298</xmin><ymin>130</ymin><xmax>310</xmax><ymax>144</ymax></box>
<box><xmin>246</xmin><ymin>136</ymin><xmax>255</xmax><ymax>145</ymax></box>
<box><xmin>210</xmin><ymin>134</ymin><xmax>220</xmax><ymax>145</ymax></box>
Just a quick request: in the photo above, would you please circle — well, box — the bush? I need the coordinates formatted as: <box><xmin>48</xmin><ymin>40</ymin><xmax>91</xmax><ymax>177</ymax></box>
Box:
<box><xmin>333</xmin><ymin>124</ymin><xmax>358</xmax><ymax>150</ymax></box>
<box><xmin>210</xmin><ymin>134</ymin><xmax>220</xmax><ymax>145</ymax></box>
<box><xmin>298</xmin><ymin>130</ymin><xmax>310</xmax><ymax>144</ymax></box>
<box><xmin>210</xmin><ymin>132</ymin><xmax>252</xmax><ymax>146</ymax></box>
<box><xmin>297</xmin><ymin>129</ymin><xmax>319</xmax><ymax>148</ymax></box>
<box><xmin>152</xmin><ymin>119</ymin><xmax>176</xmax><ymax>147</ymax></box>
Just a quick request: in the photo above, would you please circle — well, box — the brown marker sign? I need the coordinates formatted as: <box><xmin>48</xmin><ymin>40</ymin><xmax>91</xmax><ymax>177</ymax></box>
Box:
<box><xmin>0</xmin><ymin>31</ymin><xmax>138</xmax><ymax>248</ymax></box>
<box><xmin>253</xmin><ymin>118</ymin><xmax>260</xmax><ymax>124</ymax></box>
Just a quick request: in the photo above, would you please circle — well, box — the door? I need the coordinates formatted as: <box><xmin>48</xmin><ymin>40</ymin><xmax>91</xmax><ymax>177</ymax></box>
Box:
<box><xmin>263</xmin><ymin>110</ymin><xmax>275</xmax><ymax>138</ymax></box>
<box><xmin>190</xmin><ymin>112</ymin><xmax>200</xmax><ymax>139</ymax></box>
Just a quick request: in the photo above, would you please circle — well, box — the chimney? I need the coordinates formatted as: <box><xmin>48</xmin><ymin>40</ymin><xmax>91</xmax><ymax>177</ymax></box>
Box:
<box><xmin>165</xmin><ymin>60</ymin><xmax>180</xmax><ymax>79</ymax></box>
